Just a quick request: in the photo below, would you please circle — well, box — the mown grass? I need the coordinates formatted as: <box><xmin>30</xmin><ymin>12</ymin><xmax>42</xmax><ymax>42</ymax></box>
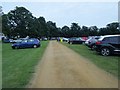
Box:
<box><xmin>2</xmin><ymin>41</ymin><xmax>49</xmax><ymax>88</ymax></box>
<box><xmin>62</xmin><ymin>42</ymin><xmax>119</xmax><ymax>78</ymax></box>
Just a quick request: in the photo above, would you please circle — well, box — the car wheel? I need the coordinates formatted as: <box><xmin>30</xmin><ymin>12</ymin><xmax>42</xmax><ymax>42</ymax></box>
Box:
<box><xmin>91</xmin><ymin>45</ymin><xmax>96</xmax><ymax>50</ymax></box>
<box><xmin>33</xmin><ymin>45</ymin><xmax>37</xmax><ymax>48</ymax></box>
<box><xmin>82</xmin><ymin>41</ymin><xmax>85</xmax><ymax>44</ymax></box>
<box><xmin>12</xmin><ymin>46</ymin><xmax>18</xmax><ymax>49</ymax></box>
<box><xmin>70</xmin><ymin>42</ymin><xmax>72</xmax><ymax>44</ymax></box>
<box><xmin>12</xmin><ymin>46</ymin><xmax>15</xmax><ymax>49</ymax></box>
<box><xmin>101</xmin><ymin>48</ymin><xmax>111</xmax><ymax>56</ymax></box>
<box><xmin>15</xmin><ymin>46</ymin><xmax>19</xmax><ymax>49</ymax></box>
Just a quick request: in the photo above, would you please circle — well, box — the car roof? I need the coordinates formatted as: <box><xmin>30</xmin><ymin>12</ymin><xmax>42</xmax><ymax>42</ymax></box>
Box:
<box><xmin>99</xmin><ymin>35</ymin><xmax>120</xmax><ymax>40</ymax></box>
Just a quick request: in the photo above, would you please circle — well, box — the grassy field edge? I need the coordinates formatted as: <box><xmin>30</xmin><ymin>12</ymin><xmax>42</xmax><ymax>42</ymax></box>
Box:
<box><xmin>2</xmin><ymin>41</ymin><xmax>49</xmax><ymax>88</ymax></box>
<box><xmin>61</xmin><ymin>42</ymin><xmax>119</xmax><ymax>78</ymax></box>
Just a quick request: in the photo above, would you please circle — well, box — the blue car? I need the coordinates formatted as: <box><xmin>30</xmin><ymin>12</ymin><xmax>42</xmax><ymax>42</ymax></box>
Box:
<box><xmin>12</xmin><ymin>38</ymin><xmax>40</xmax><ymax>49</ymax></box>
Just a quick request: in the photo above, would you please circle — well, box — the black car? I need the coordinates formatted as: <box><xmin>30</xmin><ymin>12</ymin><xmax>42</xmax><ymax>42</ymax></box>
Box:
<box><xmin>68</xmin><ymin>38</ymin><xmax>85</xmax><ymax>44</ymax></box>
<box><xmin>95</xmin><ymin>35</ymin><xmax>120</xmax><ymax>56</ymax></box>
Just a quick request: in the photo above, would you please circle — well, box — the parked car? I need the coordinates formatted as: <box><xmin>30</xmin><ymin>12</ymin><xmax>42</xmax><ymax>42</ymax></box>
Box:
<box><xmin>41</xmin><ymin>37</ymin><xmax>47</xmax><ymax>41</ymax></box>
<box><xmin>81</xmin><ymin>37</ymin><xmax>88</xmax><ymax>41</ymax></box>
<box><xmin>63</xmin><ymin>38</ymin><xmax>69</xmax><ymax>42</ymax></box>
<box><xmin>12</xmin><ymin>38</ymin><xmax>40</xmax><ymax>49</ymax></box>
<box><xmin>11</xmin><ymin>38</ymin><xmax>23</xmax><ymax>43</ymax></box>
<box><xmin>50</xmin><ymin>37</ymin><xmax>57</xmax><ymax>40</ymax></box>
<box><xmin>86</xmin><ymin>36</ymin><xmax>101</xmax><ymax>50</ymax></box>
<box><xmin>68</xmin><ymin>37</ymin><xmax>85</xmax><ymax>44</ymax></box>
<box><xmin>95</xmin><ymin>35</ymin><xmax>120</xmax><ymax>56</ymax></box>
<box><xmin>85</xmin><ymin>37</ymin><xmax>92</xmax><ymax>45</ymax></box>
<box><xmin>2</xmin><ymin>38</ymin><xmax>13</xmax><ymax>43</ymax></box>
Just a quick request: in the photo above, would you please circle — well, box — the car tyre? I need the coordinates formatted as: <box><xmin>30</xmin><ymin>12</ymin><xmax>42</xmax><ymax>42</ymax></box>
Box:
<box><xmin>15</xmin><ymin>46</ymin><xmax>19</xmax><ymax>49</ymax></box>
<box><xmin>12</xmin><ymin>46</ymin><xmax>18</xmax><ymax>49</ymax></box>
<box><xmin>70</xmin><ymin>42</ymin><xmax>72</xmax><ymax>44</ymax></box>
<box><xmin>91</xmin><ymin>45</ymin><xmax>96</xmax><ymax>50</ymax></box>
<box><xmin>101</xmin><ymin>47</ymin><xmax>111</xmax><ymax>56</ymax></box>
<box><xmin>12</xmin><ymin>46</ymin><xmax>15</xmax><ymax>49</ymax></box>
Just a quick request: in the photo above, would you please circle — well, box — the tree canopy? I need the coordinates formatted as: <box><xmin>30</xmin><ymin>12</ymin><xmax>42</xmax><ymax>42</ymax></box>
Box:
<box><xmin>2</xmin><ymin>6</ymin><xmax>120</xmax><ymax>38</ymax></box>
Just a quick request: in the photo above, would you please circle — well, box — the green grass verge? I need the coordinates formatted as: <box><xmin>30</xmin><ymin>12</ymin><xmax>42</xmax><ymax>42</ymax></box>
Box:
<box><xmin>62</xmin><ymin>42</ymin><xmax>119</xmax><ymax>78</ymax></box>
<box><xmin>2</xmin><ymin>41</ymin><xmax>49</xmax><ymax>88</ymax></box>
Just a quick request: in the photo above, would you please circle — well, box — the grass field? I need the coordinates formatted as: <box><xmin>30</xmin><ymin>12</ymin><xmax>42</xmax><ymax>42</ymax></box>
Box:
<box><xmin>2</xmin><ymin>41</ymin><xmax>49</xmax><ymax>88</ymax></box>
<box><xmin>62</xmin><ymin>42</ymin><xmax>119</xmax><ymax>78</ymax></box>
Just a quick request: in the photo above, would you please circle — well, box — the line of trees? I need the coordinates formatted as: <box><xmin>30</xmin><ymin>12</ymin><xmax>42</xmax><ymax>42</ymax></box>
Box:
<box><xmin>2</xmin><ymin>6</ymin><xmax>120</xmax><ymax>38</ymax></box>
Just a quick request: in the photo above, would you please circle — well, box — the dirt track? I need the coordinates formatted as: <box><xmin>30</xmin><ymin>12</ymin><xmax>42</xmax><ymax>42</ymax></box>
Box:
<box><xmin>28</xmin><ymin>41</ymin><xmax>118</xmax><ymax>88</ymax></box>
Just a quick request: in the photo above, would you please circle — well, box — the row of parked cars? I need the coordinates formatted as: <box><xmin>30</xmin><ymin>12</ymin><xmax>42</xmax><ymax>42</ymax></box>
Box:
<box><xmin>2</xmin><ymin>37</ymin><xmax>40</xmax><ymax>49</ymax></box>
<box><xmin>59</xmin><ymin>35</ymin><xmax>120</xmax><ymax>56</ymax></box>
<box><xmin>94</xmin><ymin>35</ymin><xmax>120</xmax><ymax>56</ymax></box>
<box><xmin>85</xmin><ymin>35</ymin><xmax>120</xmax><ymax>56</ymax></box>
<box><xmin>2</xmin><ymin>35</ymin><xmax>120</xmax><ymax>55</ymax></box>
<box><xmin>57</xmin><ymin>37</ymin><xmax>86</xmax><ymax>44</ymax></box>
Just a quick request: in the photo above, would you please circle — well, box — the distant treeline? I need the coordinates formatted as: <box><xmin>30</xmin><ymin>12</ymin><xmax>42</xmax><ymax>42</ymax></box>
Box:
<box><xmin>2</xmin><ymin>6</ymin><xmax>120</xmax><ymax>38</ymax></box>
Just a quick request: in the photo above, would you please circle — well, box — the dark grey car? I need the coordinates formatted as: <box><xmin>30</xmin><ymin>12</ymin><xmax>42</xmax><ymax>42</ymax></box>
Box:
<box><xmin>87</xmin><ymin>36</ymin><xmax>101</xmax><ymax>50</ymax></box>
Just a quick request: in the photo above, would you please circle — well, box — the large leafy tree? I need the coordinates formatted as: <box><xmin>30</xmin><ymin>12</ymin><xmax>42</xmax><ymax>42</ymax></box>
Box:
<box><xmin>99</xmin><ymin>22</ymin><xmax>119</xmax><ymax>35</ymax></box>
<box><xmin>99</xmin><ymin>27</ymin><xmax>108</xmax><ymax>35</ymax></box>
<box><xmin>106</xmin><ymin>22</ymin><xmax>119</xmax><ymax>34</ymax></box>
<box><xmin>70</xmin><ymin>23</ymin><xmax>81</xmax><ymax>37</ymax></box>
<box><xmin>61</xmin><ymin>26</ymin><xmax>70</xmax><ymax>37</ymax></box>
<box><xmin>2</xmin><ymin>6</ymin><xmax>120</xmax><ymax>38</ymax></box>
<box><xmin>2</xmin><ymin>6</ymin><xmax>37</xmax><ymax>38</ymax></box>
<box><xmin>89</xmin><ymin>26</ymin><xmax>98</xmax><ymax>36</ymax></box>
<box><xmin>81</xmin><ymin>26</ymin><xmax>89</xmax><ymax>36</ymax></box>
<box><xmin>2</xmin><ymin>14</ymin><xmax>12</xmax><ymax>37</ymax></box>
<box><xmin>47</xmin><ymin>21</ymin><xmax>59</xmax><ymax>37</ymax></box>
<box><xmin>0</xmin><ymin>6</ymin><xmax>2</xmax><ymax>33</ymax></box>
<box><xmin>37</xmin><ymin>17</ymin><xmax>48</xmax><ymax>37</ymax></box>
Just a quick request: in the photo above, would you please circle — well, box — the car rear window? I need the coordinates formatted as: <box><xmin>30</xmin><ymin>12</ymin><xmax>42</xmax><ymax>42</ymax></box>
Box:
<box><xmin>103</xmin><ymin>36</ymin><xmax>119</xmax><ymax>43</ymax></box>
<box><xmin>109</xmin><ymin>37</ymin><xmax>119</xmax><ymax>43</ymax></box>
<box><xmin>76</xmin><ymin>38</ymin><xmax>80</xmax><ymax>40</ymax></box>
<box><xmin>103</xmin><ymin>37</ymin><xmax>110</xmax><ymax>42</ymax></box>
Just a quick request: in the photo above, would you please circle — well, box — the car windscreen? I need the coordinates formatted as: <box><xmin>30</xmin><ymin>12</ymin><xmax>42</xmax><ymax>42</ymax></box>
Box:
<box><xmin>22</xmin><ymin>40</ymin><xmax>28</xmax><ymax>43</ymax></box>
<box><xmin>76</xmin><ymin>38</ymin><xmax>80</xmax><ymax>40</ymax></box>
<box><xmin>28</xmin><ymin>39</ymin><xmax>34</xmax><ymax>42</ymax></box>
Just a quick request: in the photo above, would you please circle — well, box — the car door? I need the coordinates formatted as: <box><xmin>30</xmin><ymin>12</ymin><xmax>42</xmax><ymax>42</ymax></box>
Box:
<box><xmin>108</xmin><ymin>36</ymin><xmax>119</xmax><ymax>49</ymax></box>
<box><xmin>27</xmin><ymin>39</ymin><xmax>34</xmax><ymax>48</ymax></box>
<box><xmin>20</xmin><ymin>40</ymin><xmax>28</xmax><ymax>48</ymax></box>
<box><xmin>75</xmin><ymin>38</ymin><xmax>80</xmax><ymax>44</ymax></box>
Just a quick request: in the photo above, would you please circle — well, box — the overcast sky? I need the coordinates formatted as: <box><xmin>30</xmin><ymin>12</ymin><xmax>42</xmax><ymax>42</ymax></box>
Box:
<box><xmin>1</xmin><ymin>1</ymin><xmax>119</xmax><ymax>28</ymax></box>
